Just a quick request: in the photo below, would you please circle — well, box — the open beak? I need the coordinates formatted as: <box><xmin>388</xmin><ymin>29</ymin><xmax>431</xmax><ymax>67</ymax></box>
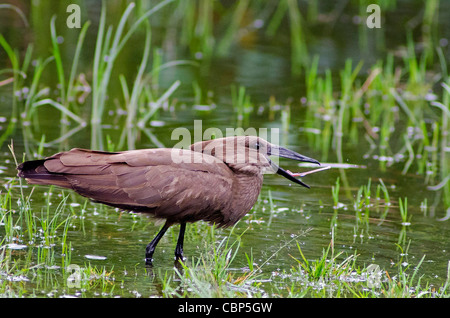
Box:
<box><xmin>269</xmin><ymin>145</ymin><xmax>320</xmax><ymax>189</ymax></box>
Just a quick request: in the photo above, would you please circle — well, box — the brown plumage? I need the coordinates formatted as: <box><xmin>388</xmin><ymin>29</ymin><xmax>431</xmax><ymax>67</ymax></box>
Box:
<box><xmin>17</xmin><ymin>136</ymin><xmax>320</xmax><ymax>264</ymax></box>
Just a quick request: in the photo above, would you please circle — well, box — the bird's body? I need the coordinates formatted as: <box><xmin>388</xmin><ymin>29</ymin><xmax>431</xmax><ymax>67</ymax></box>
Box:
<box><xmin>17</xmin><ymin>136</ymin><xmax>320</xmax><ymax>264</ymax></box>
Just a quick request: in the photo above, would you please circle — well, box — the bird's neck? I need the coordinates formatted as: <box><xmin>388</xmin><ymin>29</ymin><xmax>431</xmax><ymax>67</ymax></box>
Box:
<box><xmin>228</xmin><ymin>169</ymin><xmax>263</xmax><ymax>224</ymax></box>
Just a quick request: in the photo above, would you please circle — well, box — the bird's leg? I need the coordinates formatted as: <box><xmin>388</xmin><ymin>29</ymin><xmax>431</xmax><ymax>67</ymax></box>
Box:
<box><xmin>145</xmin><ymin>221</ymin><xmax>171</xmax><ymax>265</ymax></box>
<box><xmin>174</xmin><ymin>223</ymin><xmax>186</xmax><ymax>261</ymax></box>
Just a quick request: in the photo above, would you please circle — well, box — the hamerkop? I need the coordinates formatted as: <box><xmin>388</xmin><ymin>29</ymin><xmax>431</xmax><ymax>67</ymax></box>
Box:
<box><xmin>17</xmin><ymin>136</ymin><xmax>320</xmax><ymax>264</ymax></box>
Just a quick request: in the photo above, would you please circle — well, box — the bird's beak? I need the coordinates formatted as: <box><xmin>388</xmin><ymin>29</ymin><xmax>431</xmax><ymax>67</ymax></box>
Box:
<box><xmin>268</xmin><ymin>145</ymin><xmax>320</xmax><ymax>189</ymax></box>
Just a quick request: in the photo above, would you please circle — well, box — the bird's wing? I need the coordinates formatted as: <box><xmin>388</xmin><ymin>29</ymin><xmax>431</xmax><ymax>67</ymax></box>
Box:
<box><xmin>43</xmin><ymin>148</ymin><xmax>235</xmax><ymax>224</ymax></box>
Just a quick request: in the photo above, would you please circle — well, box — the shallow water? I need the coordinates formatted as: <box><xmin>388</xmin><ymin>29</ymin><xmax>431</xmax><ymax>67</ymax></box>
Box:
<box><xmin>0</xmin><ymin>1</ymin><xmax>449</xmax><ymax>297</ymax></box>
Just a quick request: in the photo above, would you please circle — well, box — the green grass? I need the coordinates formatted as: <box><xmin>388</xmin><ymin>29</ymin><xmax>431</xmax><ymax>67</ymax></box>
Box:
<box><xmin>1</xmin><ymin>0</ymin><xmax>181</xmax><ymax>153</ymax></box>
<box><xmin>398</xmin><ymin>197</ymin><xmax>411</xmax><ymax>226</ymax></box>
<box><xmin>90</xmin><ymin>0</ymin><xmax>177</xmax><ymax>149</ymax></box>
<box><xmin>376</xmin><ymin>178</ymin><xmax>390</xmax><ymax>206</ymax></box>
<box><xmin>161</xmin><ymin>228</ymin><xmax>257</xmax><ymax>297</ymax></box>
<box><xmin>231</xmin><ymin>84</ymin><xmax>254</xmax><ymax>126</ymax></box>
<box><xmin>1</xmin><ymin>175</ymin><xmax>449</xmax><ymax>298</ymax></box>
<box><xmin>331</xmin><ymin>177</ymin><xmax>340</xmax><ymax>209</ymax></box>
<box><xmin>158</xmin><ymin>228</ymin><xmax>450</xmax><ymax>298</ymax></box>
<box><xmin>0</xmin><ymin>174</ymin><xmax>118</xmax><ymax>297</ymax></box>
<box><xmin>292</xmin><ymin>229</ymin><xmax>357</xmax><ymax>280</ymax></box>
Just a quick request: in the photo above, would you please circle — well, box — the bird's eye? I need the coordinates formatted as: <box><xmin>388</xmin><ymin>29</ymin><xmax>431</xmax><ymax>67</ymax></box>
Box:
<box><xmin>254</xmin><ymin>142</ymin><xmax>260</xmax><ymax>150</ymax></box>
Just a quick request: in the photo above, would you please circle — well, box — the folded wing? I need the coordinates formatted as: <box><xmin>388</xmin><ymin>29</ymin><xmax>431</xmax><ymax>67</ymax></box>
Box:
<box><xmin>18</xmin><ymin>148</ymin><xmax>235</xmax><ymax>225</ymax></box>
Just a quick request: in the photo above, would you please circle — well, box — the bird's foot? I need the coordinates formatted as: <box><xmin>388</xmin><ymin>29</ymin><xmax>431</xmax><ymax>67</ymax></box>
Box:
<box><xmin>174</xmin><ymin>253</ymin><xmax>185</xmax><ymax>262</ymax></box>
<box><xmin>174</xmin><ymin>249</ymin><xmax>185</xmax><ymax>263</ymax></box>
<box><xmin>174</xmin><ymin>244</ymin><xmax>184</xmax><ymax>262</ymax></box>
<box><xmin>145</xmin><ymin>252</ymin><xmax>154</xmax><ymax>266</ymax></box>
<box><xmin>174</xmin><ymin>254</ymin><xmax>185</xmax><ymax>268</ymax></box>
<box><xmin>145</xmin><ymin>259</ymin><xmax>153</xmax><ymax>266</ymax></box>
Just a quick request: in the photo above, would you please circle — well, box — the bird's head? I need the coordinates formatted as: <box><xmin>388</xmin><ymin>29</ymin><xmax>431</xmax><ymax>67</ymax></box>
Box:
<box><xmin>190</xmin><ymin>136</ymin><xmax>320</xmax><ymax>188</ymax></box>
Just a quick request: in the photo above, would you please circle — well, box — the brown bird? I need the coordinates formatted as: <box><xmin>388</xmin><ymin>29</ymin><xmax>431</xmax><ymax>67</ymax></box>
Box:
<box><xmin>17</xmin><ymin>136</ymin><xmax>319</xmax><ymax>264</ymax></box>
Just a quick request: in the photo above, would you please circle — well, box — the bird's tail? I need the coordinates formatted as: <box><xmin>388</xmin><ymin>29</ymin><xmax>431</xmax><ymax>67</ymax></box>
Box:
<box><xmin>17</xmin><ymin>159</ymin><xmax>72</xmax><ymax>188</ymax></box>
